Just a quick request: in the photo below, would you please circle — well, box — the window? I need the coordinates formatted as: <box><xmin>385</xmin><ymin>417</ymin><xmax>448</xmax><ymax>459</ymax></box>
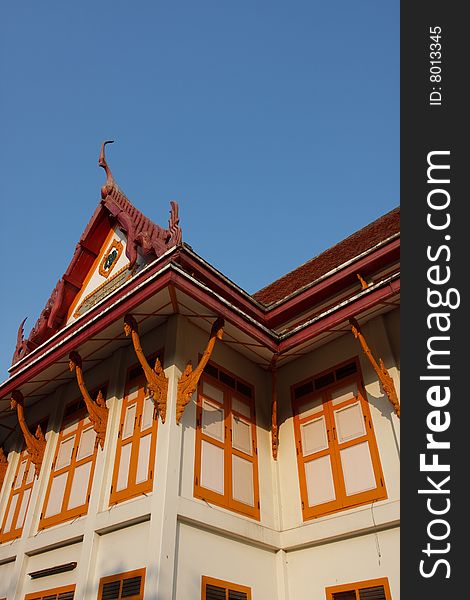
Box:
<box><xmin>110</xmin><ymin>367</ymin><xmax>158</xmax><ymax>505</ymax></box>
<box><xmin>194</xmin><ymin>364</ymin><xmax>259</xmax><ymax>519</ymax></box>
<box><xmin>292</xmin><ymin>359</ymin><xmax>386</xmax><ymax>519</ymax></box>
<box><xmin>24</xmin><ymin>584</ymin><xmax>75</xmax><ymax>599</ymax></box>
<box><xmin>202</xmin><ymin>576</ymin><xmax>251</xmax><ymax>600</ymax></box>
<box><xmin>39</xmin><ymin>398</ymin><xmax>100</xmax><ymax>529</ymax></box>
<box><xmin>97</xmin><ymin>568</ymin><xmax>145</xmax><ymax>599</ymax></box>
<box><xmin>0</xmin><ymin>448</ymin><xmax>35</xmax><ymax>542</ymax></box>
<box><xmin>325</xmin><ymin>577</ymin><xmax>392</xmax><ymax>600</ymax></box>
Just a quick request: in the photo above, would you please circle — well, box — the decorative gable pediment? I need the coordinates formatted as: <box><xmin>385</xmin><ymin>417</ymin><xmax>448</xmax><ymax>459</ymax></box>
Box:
<box><xmin>11</xmin><ymin>141</ymin><xmax>182</xmax><ymax>368</ymax></box>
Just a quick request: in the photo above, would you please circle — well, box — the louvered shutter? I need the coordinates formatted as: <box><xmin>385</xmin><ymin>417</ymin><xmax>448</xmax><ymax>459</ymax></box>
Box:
<box><xmin>99</xmin><ymin>571</ymin><xmax>144</xmax><ymax>599</ymax></box>
<box><xmin>121</xmin><ymin>574</ymin><xmax>143</xmax><ymax>597</ymax></box>
<box><xmin>359</xmin><ymin>585</ymin><xmax>387</xmax><ymax>600</ymax></box>
<box><xmin>332</xmin><ymin>592</ymin><xmax>356</xmax><ymax>600</ymax></box>
<box><xmin>101</xmin><ymin>580</ymin><xmax>121</xmax><ymax>600</ymax></box>
<box><xmin>228</xmin><ymin>591</ymin><xmax>248</xmax><ymax>600</ymax></box>
<box><xmin>205</xmin><ymin>584</ymin><xmax>226</xmax><ymax>600</ymax></box>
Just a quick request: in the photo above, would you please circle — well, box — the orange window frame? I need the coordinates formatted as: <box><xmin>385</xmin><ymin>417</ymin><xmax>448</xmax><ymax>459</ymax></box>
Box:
<box><xmin>24</xmin><ymin>583</ymin><xmax>76</xmax><ymax>599</ymax></box>
<box><xmin>202</xmin><ymin>576</ymin><xmax>252</xmax><ymax>600</ymax></box>
<box><xmin>39</xmin><ymin>399</ymin><xmax>101</xmax><ymax>530</ymax></box>
<box><xmin>97</xmin><ymin>568</ymin><xmax>145</xmax><ymax>600</ymax></box>
<box><xmin>0</xmin><ymin>447</ymin><xmax>36</xmax><ymax>543</ymax></box>
<box><xmin>325</xmin><ymin>577</ymin><xmax>392</xmax><ymax>600</ymax></box>
<box><xmin>110</xmin><ymin>367</ymin><xmax>159</xmax><ymax>505</ymax></box>
<box><xmin>194</xmin><ymin>366</ymin><xmax>260</xmax><ymax>520</ymax></box>
<box><xmin>292</xmin><ymin>359</ymin><xmax>387</xmax><ymax>520</ymax></box>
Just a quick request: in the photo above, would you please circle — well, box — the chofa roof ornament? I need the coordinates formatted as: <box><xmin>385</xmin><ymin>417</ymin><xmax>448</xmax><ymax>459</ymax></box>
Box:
<box><xmin>99</xmin><ymin>140</ymin><xmax>116</xmax><ymax>198</ymax></box>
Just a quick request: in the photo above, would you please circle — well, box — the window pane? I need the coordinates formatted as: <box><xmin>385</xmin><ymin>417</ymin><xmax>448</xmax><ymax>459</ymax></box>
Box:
<box><xmin>56</xmin><ymin>437</ymin><xmax>75</xmax><ymax>470</ymax></box>
<box><xmin>14</xmin><ymin>459</ymin><xmax>27</xmax><ymax>489</ymax></box>
<box><xmin>68</xmin><ymin>461</ymin><xmax>92</xmax><ymax>510</ymax></box>
<box><xmin>44</xmin><ymin>472</ymin><xmax>67</xmax><ymax>518</ymax></box>
<box><xmin>116</xmin><ymin>443</ymin><xmax>132</xmax><ymax>492</ymax></box>
<box><xmin>26</xmin><ymin>461</ymin><xmax>35</xmax><ymax>484</ymax></box>
<box><xmin>331</xmin><ymin>382</ymin><xmax>358</xmax><ymax>405</ymax></box>
<box><xmin>297</xmin><ymin>395</ymin><xmax>323</xmax><ymax>419</ymax></box>
<box><xmin>334</xmin><ymin>402</ymin><xmax>365</xmax><ymax>443</ymax></box>
<box><xmin>200</xmin><ymin>440</ymin><xmax>224</xmax><ymax>495</ymax></box>
<box><xmin>123</xmin><ymin>403</ymin><xmax>137</xmax><ymax>440</ymax></box>
<box><xmin>301</xmin><ymin>416</ymin><xmax>328</xmax><ymax>456</ymax></box>
<box><xmin>3</xmin><ymin>493</ymin><xmax>19</xmax><ymax>533</ymax></box>
<box><xmin>231</xmin><ymin>396</ymin><xmax>251</xmax><ymax>419</ymax></box>
<box><xmin>16</xmin><ymin>487</ymin><xmax>32</xmax><ymax>528</ymax></box>
<box><xmin>203</xmin><ymin>381</ymin><xmax>224</xmax><ymax>404</ymax></box>
<box><xmin>305</xmin><ymin>455</ymin><xmax>336</xmax><ymax>507</ymax></box>
<box><xmin>136</xmin><ymin>433</ymin><xmax>151</xmax><ymax>484</ymax></box>
<box><xmin>340</xmin><ymin>441</ymin><xmax>377</xmax><ymax>496</ymax></box>
<box><xmin>232</xmin><ymin>455</ymin><xmax>254</xmax><ymax>506</ymax></box>
<box><xmin>228</xmin><ymin>591</ymin><xmax>248</xmax><ymax>600</ymax></box>
<box><xmin>202</xmin><ymin>400</ymin><xmax>224</xmax><ymax>442</ymax></box>
<box><xmin>76</xmin><ymin>427</ymin><xmax>96</xmax><ymax>461</ymax></box>
<box><xmin>232</xmin><ymin>415</ymin><xmax>252</xmax><ymax>455</ymax></box>
<box><xmin>141</xmin><ymin>395</ymin><xmax>154</xmax><ymax>431</ymax></box>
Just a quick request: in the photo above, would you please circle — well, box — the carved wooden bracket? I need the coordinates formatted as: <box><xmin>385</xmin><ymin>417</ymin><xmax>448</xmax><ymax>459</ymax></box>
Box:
<box><xmin>350</xmin><ymin>318</ymin><xmax>400</xmax><ymax>418</ymax></box>
<box><xmin>356</xmin><ymin>273</ymin><xmax>369</xmax><ymax>290</ymax></box>
<box><xmin>269</xmin><ymin>356</ymin><xmax>279</xmax><ymax>460</ymax></box>
<box><xmin>0</xmin><ymin>447</ymin><xmax>8</xmax><ymax>491</ymax></box>
<box><xmin>10</xmin><ymin>390</ymin><xmax>47</xmax><ymax>478</ymax></box>
<box><xmin>124</xmin><ymin>314</ymin><xmax>169</xmax><ymax>423</ymax></box>
<box><xmin>69</xmin><ymin>351</ymin><xmax>109</xmax><ymax>448</ymax></box>
<box><xmin>176</xmin><ymin>317</ymin><xmax>225</xmax><ymax>424</ymax></box>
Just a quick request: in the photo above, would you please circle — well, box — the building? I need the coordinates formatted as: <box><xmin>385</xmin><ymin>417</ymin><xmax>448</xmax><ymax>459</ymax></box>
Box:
<box><xmin>0</xmin><ymin>142</ymin><xmax>400</xmax><ymax>600</ymax></box>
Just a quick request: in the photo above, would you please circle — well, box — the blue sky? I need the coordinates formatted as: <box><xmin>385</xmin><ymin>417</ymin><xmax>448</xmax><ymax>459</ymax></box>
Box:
<box><xmin>0</xmin><ymin>1</ymin><xmax>399</xmax><ymax>380</ymax></box>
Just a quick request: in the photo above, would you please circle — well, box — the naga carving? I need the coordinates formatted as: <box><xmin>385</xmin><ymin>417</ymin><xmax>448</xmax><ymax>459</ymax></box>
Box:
<box><xmin>10</xmin><ymin>390</ymin><xmax>47</xmax><ymax>478</ymax></box>
<box><xmin>176</xmin><ymin>317</ymin><xmax>225</xmax><ymax>424</ymax></box>
<box><xmin>123</xmin><ymin>314</ymin><xmax>169</xmax><ymax>423</ymax></box>
<box><xmin>12</xmin><ymin>279</ymin><xmax>65</xmax><ymax>366</ymax></box>
<box><xmin>69</xmin><ymin>351</ymin><xmax>109</xmax><ymax>448</ymax></box>
<box><xmin>0</xmin><ymin>447</ymin><xmax>8</xmax><ymax>491</ymax></box>
<box><xmin>350</xmin><ymin>317</ymin><xmax>400</xmax><ymax>418</ymax></box>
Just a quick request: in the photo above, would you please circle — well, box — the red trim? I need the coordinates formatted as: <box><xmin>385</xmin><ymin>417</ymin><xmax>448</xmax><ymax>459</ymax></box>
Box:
<box><xmin>265</xmin><ymin>238</ymin><xmax>400</xmax><ymax>328</ymax></box>
<box><xmin>279</xmin><ymin>277</ymin><xmax>400</xmax><ymax>352</ymax></box>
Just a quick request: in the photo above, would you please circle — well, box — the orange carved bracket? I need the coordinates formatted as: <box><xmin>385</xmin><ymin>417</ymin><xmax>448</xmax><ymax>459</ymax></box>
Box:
<box><xmin>0</xmin><ymin>447</ymin><xmax>8</xmax><ymax>491</ymax></box>
<box><xmin>10</xmin><ymin>390</ymin><xmax>47</xmax><ymax>477</ymax></box>
<box><xmin>69</xmin><ymin>351</ymin><xmax>109</xmax><ymax>448</ymax></box>
<box><xmin>270</xmin><ymin>356</ymin><xmax>279</xmax><ymax>460</ymax></box>
<box><xmin>176</xmin><ymin>317</ymin><xmax>224</xmax><ymax>424</ymax></box>
<box><xmin>124</xmin><ymin>314</ymin><xmax>169</xmax><ymax>423</ymax></box>
<box><xmin>350</xmin><ymin>318</ymin><xmax>400</xmax><ymax>418</ymax></box>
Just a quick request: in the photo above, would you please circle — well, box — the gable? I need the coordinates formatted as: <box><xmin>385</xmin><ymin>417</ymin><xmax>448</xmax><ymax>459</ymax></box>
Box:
<box><xmin>66</xmin><ymin>224</ymin><xmax>143</xmax><ymax>325</ymax></box>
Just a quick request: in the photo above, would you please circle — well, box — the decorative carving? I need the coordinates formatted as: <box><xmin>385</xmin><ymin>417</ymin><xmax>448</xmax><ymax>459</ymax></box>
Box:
<box><xmin>99</xmin><ymin>141</ymin><xmax>182</xmax><ymax>268</ymax></box>
<box><xmin>0</xmin><ymin>447</ymin><xmax>8</xmax><ymax>491</ymax></box>
<box><xmin>12</xmin><ymin>278</ymin><xmax>65</xmax><ymax>366</ymax></box>
<box><xmin>69</xmin><ymin>351</ymin><xmax>109</xmax><ymax>448</ymax></box>
<box><xmin>99</xmin><ymin>239</ymin><xmax>124</xmax><ymax>278</ymax></box>
<box><xmin>176</xmin><ymin>317</ymin><xmax>225</xmax><ymax>424</ymax></box>
<box><xmin>269</xmin><ymin>356</ymin><xmax>279</xmax><ymax>460</ymax></box>
<box><xmin>356</xmin><ymin>273</ymin><xmax>369</xmax><ymax>290</ymax></box>
<box><xmin>10</xmin><ymin>390</ymin><xmax>47</xmax><ymax>477</ymax></box>
<box><xmin>350</xmin><ymin>318</ymin><xmax>400</xmax><ymax>418</ymax></box>
<box><xmin>123</xmin><ymin>314</ymin><xmax>169</xmax><ymax>423</ymax></box>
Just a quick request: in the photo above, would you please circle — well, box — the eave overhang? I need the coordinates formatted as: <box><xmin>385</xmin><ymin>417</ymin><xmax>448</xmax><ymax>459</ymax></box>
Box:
<box><xmin>0</xmin><ymin>238</ymin><xmax>399</xmax><ymax>404</ymax></box>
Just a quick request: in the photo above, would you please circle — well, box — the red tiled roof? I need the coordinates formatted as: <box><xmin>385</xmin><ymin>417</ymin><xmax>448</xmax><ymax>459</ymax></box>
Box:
<box><xmin>253</xmin><ymin>207</ymin><xmax>400</xmax><ymax>305</ymax></box>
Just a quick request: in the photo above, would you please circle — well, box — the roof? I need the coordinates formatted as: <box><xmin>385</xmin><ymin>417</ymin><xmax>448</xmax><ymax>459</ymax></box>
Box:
<box><xmin>253</xmin><ymin>207</ymin><xmax>400</xmax><ymax>305</ymax></box>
